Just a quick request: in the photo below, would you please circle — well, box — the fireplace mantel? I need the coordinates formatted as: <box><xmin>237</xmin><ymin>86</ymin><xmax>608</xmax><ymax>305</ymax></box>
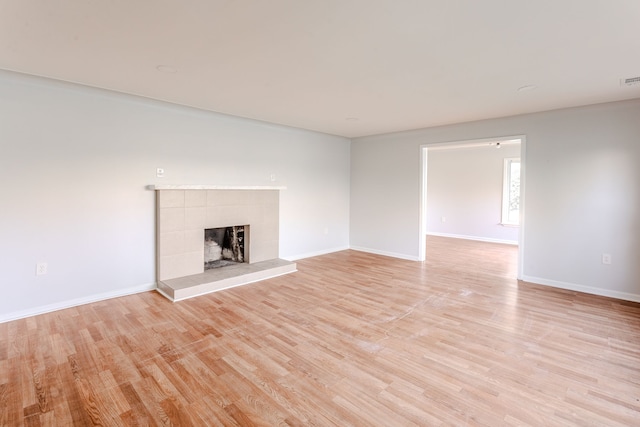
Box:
<box><xmin>150</xmin><ymin>185</ymin><xmax>286</xmax><ymax>190</ymax></box>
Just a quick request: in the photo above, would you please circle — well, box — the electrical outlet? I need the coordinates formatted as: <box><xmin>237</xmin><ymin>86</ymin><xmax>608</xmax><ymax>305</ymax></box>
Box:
<box><xmin>36</xmin><ymin>262</ymin><xmax>48</xmax><ymax>276</ymax></box>
<box><xmin>156</xmin><ymin>168</ymin><xmax>165</xmax><ymax>178</ymax></box>
<box><xmin>441</xmin><ymin>216</ymin><xmax>447</xmax><ymax>223</ymax></box>
<box><xmin>602</xmin><ymin>253</ymin><xmax>612</xmax><ymax>265</ymax></box>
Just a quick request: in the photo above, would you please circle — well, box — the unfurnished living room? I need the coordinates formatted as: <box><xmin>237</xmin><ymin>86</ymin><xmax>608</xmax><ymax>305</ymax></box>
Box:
<box><xmin>1</xmin><ymin>1</ymin><xmax>639</xmax><ymax>426</ymax></box>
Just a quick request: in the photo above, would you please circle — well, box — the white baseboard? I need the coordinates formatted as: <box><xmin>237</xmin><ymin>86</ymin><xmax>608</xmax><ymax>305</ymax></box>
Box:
<box><xmin>426</xmin><ymin>231</ymin><xmax>518</xmax><ymax>245</ymax></box>
<box><xmin>284</xmin><ymin>245</ymin><xmax>350</xmax><ymax>261</ymax></box>
<box><xmin>349</xmin><ymin>246</ymin><xmax>421</xmax><ymax>261</ymax></box>
<box><xmin>521</xmin><ymin>275</ymin><xmax>640</xmax><ymax>303</ymax></box>
<box><xmin>0</xmin><ymin>282</ymin><xmax>157</xmax><ymax>324</ymax></box>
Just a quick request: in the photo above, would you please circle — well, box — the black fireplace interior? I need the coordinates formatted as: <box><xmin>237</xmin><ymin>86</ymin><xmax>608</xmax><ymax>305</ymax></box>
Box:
<box><xmin>204</xmin><ymin>226</ymin><xmax>245</xmax><ymax>270</ymax></box>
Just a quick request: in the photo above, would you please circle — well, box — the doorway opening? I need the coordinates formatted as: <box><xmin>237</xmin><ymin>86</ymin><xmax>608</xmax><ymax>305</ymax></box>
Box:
<box><xmin>419</xmin><ymin>136</ymin><xmax>525</xmax><ymax>279</ymax></box>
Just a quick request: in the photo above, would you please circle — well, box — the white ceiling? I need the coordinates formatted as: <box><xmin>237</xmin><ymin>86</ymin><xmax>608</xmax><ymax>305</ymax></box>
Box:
<box><xmin>1</xmin><ymin>0</ymin><xmax>639</xmax><ymax>138</ymax></box>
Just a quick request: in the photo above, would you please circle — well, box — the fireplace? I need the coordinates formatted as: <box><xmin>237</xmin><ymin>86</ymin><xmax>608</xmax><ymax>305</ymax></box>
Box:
<box><xmin>204</xmin><ymin>225</ymin><xmax>247</xmax><ymax>270</ymax></box>
<box><xmin>153</xmin><ymin>186</ymin><xmax>296</xmax><ymax>301</ymax></box>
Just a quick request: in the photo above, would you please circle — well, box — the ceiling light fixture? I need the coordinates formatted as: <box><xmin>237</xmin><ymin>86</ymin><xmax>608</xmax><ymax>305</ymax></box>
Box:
<box><xmin>156</xmin><ymin>65</ymin><xmax>177</xmax><ymax>73</ymax></box>
<box><xmin>345</xmin><ymin>117</ymin><xmax>359</xmax><ymax>122</ymax></box>
<box><xmin>517</xmin><ymin>85</ymin><xmax>537</xmax><ymax>92</ymax></box>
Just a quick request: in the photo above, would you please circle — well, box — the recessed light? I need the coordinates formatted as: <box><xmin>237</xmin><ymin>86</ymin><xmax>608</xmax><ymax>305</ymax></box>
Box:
<box><xmin>345</xmin><ymin>117</ymin><xmax>359</xmax><ymax>122</ymax></box>
<box><xmin>156</xmin><ymin>65</ymin><xmax>177</xmax><ymax>73</ymax></box>
<box><xmin>517</xmin><ymin>85</ymin><xmax>537</xmax><ymax>92</ymax></box>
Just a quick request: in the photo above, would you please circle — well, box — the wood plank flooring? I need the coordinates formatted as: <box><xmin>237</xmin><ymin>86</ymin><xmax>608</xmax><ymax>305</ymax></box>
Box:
<box><xmin>1</xmin><ymin>236</ymin><xmax>639</xmax><ymax>426</ymax></box>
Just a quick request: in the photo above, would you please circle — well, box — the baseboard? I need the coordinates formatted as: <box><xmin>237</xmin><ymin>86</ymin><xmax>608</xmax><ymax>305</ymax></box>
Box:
<box><xmin>349</xmin><ymin>246</ymin><xmax>421</xmax><ymax>261</ymax></box>
<box><xmin>284</xmin><ymin>245</ymin><xmax>350</xmax><ymax>261</ymax></box>
<box><xmin>521</xmin><ymin>275</ymin><xmax>640</xmax><ymax>303</ymax></box>
<box><xmin>426</xmin><ymin>232</ymin><xmax>518</xmax><ymax>245</ymax></box>
<box><xmin>0</xmin><ymin>282</ymin><xmax>157</xmax><ymax>324</ymax></box>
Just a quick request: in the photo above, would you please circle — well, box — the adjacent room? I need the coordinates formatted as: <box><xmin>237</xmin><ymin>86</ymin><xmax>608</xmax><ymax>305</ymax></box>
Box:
<box><xmin>1</xmin><ymin>1</ymin><xmax>639</xmax><ymax>425</ymax></box>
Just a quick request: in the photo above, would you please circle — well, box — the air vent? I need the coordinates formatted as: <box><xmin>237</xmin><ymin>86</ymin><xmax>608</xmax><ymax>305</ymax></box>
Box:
<box><xmin>621</xmin><ymin>76</ymin><xmax>640</xmax><ymax>86</ymax></box>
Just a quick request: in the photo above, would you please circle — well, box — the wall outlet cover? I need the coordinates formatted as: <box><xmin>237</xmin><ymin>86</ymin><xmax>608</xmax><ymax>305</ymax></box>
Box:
<box><xmin>36</xmin><ymin>262</ymin><xmax>48</xmax><ymax>275</ymax></box>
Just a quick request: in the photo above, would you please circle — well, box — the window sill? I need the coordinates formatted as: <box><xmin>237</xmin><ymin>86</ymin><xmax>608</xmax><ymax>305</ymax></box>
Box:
<box><xmin>500</xmin><ymin>223</ymin><xmax>520</xmax><ymax>228</ymax></box>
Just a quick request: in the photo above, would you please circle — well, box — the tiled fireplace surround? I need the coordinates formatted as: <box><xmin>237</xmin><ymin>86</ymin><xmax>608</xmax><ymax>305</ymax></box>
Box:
<box><xmin>154</xmin><ymin>186</ymin><xmax>296</xmax><ymax>301</ymax></box>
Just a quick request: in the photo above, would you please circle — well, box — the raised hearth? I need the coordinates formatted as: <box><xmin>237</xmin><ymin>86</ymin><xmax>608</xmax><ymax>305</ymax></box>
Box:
<box><xmin>157</xmin><ymin>258</ymin><xmax>295</xmax><ymax>301</ymax></box>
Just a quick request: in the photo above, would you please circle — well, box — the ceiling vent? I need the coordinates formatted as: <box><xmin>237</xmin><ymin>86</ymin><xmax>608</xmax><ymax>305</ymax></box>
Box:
<box><xmin>620</xmin><ymin>76</ymin><xmax>640</xmax><ymax>86</ymax></box>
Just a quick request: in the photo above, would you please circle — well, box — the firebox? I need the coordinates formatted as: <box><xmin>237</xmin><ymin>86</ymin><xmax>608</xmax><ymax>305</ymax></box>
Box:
<box><xmin>204</xmin><ymin>225</ymin><xmax>247</xmax><ymax>270</ymax></box>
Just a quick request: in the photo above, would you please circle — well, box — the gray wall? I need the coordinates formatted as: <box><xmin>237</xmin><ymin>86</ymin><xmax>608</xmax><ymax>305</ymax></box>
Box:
<box><xmin>351</xmin><ymin>99</ymin><xmax>640</xmax><ymax>301</ymax></box>
<box><xmin>0</xmin><ymin>70</ymin><xmax>351</xmax><ymax>321</ymax></box>
<box><xmin>2</xmin><ymin>68</ymin><xmax>639</xmax><ymax>321</ymax></box>
<box><xmin>426</xmin><ymin>143</ymin><xmax>521</xmax><ymax>244</ymax></box>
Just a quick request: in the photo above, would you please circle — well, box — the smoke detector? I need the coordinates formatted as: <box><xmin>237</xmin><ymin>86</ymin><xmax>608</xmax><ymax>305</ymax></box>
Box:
<box><xmin>620</xmin><ymin>76</ymin><xmax>640</xmax><ymax>86</ymax></box>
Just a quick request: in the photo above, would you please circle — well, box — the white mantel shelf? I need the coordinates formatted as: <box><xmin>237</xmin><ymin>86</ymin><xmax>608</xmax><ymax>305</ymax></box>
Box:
<box><xmin>149</xmin><ymin>185</ymin><xmax>286</xmax><ymax>190</ymax></box>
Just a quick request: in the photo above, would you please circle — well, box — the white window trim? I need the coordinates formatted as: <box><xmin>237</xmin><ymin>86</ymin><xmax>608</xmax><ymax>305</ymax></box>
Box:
<box><xmin>501</xmin><ymin>157</ymin><xmax>520</xmax><ymax>226</ymax></box>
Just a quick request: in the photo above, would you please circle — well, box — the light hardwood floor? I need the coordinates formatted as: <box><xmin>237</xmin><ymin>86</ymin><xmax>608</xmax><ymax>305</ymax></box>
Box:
<box><xmin>1</xmin><ymin>236</ymin><xmax>639</xmax><ymax>426</ymax></box>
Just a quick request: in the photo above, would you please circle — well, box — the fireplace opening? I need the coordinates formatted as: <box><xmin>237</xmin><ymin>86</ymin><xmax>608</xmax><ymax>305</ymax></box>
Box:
<box><xmin>204</xmin><ymin>226</ymin><xmax>247</xmax><ymax>270</ymax></box>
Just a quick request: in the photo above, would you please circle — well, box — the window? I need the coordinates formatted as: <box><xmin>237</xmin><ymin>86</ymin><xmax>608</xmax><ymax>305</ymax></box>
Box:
<box><xmin>502</xmin><ymin>158</ymin><xmax>520</xmax><ymax>225</ymax></box>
